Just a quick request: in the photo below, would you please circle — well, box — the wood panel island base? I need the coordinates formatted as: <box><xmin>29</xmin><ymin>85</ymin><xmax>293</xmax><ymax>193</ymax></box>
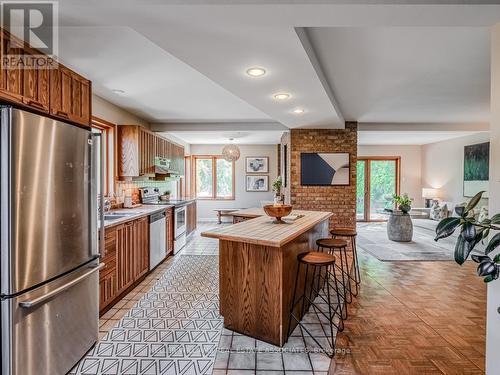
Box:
<box><xmin>201</xmin><ymin>209</ymin><xmax>332</xmax><ymax>346</ymax></box>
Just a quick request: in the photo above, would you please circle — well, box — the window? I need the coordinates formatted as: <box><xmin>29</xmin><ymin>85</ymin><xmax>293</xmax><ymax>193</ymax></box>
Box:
<box><xmin>193</xmin><ymin>156</ymin><xmax>234</xmax><ymax>200</ymax></box>
<box><xmin>91</xmin><ymin>117</ymin><xmax>115</xmax><ymax>196</ymax></box>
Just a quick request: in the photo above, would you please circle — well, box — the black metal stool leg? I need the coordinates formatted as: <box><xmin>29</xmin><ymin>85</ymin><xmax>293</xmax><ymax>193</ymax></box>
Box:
<box><xmin>337</xmin><ymin>247</ymin><xmax>352</xmax><ymax>305</ymax></box>
<box><xmin>352</xmin><ymin>236</ymin><xmax>361</xmax><ymax>294</ymax></box>
<box><xmin>330</xmin><ymin>264</ymin><xmax>345</xmax><ymax>331</ymax></box>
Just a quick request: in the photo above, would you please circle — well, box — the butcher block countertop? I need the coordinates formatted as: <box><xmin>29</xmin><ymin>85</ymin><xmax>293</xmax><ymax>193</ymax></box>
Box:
<box><xmin>201</xmin><ymin>209</ymin><xmax>332</xmax><ymax>247</ymax></box>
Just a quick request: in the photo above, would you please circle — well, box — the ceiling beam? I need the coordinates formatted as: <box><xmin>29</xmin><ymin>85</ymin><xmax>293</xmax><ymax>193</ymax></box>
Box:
<box><xmin>150</xmin><ymin>121</ymin><xmax>288</xmax><ymax>132</ymax></box>
<box><xmin>295</xmin><ymin>27</ymin><xmax>345</xmax><ymax>125</ymax></box>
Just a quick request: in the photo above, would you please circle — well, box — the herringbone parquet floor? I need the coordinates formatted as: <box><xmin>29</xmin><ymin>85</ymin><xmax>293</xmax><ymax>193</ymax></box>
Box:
<box><xmin>329</xmin><ymin>251</ymin><xmax>486</xmax><ymax>375</ymax></box>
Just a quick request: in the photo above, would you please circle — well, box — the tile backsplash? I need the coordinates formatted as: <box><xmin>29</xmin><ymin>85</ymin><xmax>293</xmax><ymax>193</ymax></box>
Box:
<box><xmin>115</xmin><ymin>178</ymin><xmax>179</xmax><ymax>205</ymax></box>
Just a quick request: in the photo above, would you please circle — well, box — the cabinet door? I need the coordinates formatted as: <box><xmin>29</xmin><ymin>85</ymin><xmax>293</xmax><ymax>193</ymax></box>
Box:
<box><xmin>186</xmin><ymin>202</ymin><xmax>197</xmax><ymax>235</ymax></box>
<box><xmin>133</xmin><ymin>217</ymin><xmax>149</xmax><ymax>280</ymax></box>
<box><xmin>116</xmin><ymin>223</ymin><xmax>135</xmax><ymax>293</ymax></box>
<box><xmin>22</xmin><ymin>63</ymin><xmax>49</xmax><ymax>112</ymax></box>
<box><xmin>99</xmin><ymin>268</ymin><xmax>117</xmax><ymax>311</ymax></box>
<box><xmin>0</xmin><ymin>41</ymin><xmax>23</xmax><ymax>102</ymax></box>
<box><xmin>50</xmin><ymin>65</ymin><xmax>91</xmax><ymax>127</ymax></box>
<box><xmin>165</xmin><ymin>210</ymin><xmax>173</xmax><ymax>255</ymax></box>
<box><xmin>167</xmin><ymin>209</ymin><xmax>174</xmax><ymax>254</ymax></box>
<box><xmin>69</xmin><ymin>72</ymin><xmax>91</xmax><ymax>126</ymax></box>
<box><xmin>49</xmin><ymin>65</ymin><xmax>73</xmax><ymax>121</ymax></box>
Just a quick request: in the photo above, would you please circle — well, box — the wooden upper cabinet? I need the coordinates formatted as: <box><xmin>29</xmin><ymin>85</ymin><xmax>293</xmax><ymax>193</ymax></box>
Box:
<box><xmin>118</xmin><ymin>125</ymin><xmax>185</xmax><ymax>178</ymax></box>
<box><xmin>22</xmin><ymin>63</ymin><xmax>49</xmax><ymax>111</ymax></box>
<box><xmin>49</xmin><ymin>64</ymin><xmax>91</xmax><ymax>127</ymax></box>
<box><xmin>0</xmin><ymin>28</ymin><xmax>91</xmax><ymax>127</ymax></box>
<box><xmin>0</xmin><ymin>33</ymin><xmax>49</xmax><ymax>112</ymax></box>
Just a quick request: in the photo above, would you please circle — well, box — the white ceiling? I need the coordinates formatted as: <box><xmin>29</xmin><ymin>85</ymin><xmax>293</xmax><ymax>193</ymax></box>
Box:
<box><xmin>59</xmin><ymin>27</ymin><xmax>270</xmax><ymax>122</ymax></box>
<box><xmin>358</xmin><ymin>130</ymin><xmax>485</xmax><ymax>145</ymax></box>
<box><xmin>163</xmin><ymin>131</ymin><xmax>285</xmax><ymax>145</ymax></box>
<box><xmin>53</xmin><ymin>1</ymin><xmax>500</xmax><ymax>144</ymax></box>
<box><xmin>306</xmin><ymin>27</ymin><xmax>491</xmax><ymax>123</ymax></box>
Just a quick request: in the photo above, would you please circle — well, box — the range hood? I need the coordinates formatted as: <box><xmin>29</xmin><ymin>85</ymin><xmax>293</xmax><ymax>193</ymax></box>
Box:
<box><xmin>154</xmin><ymin>156</ymin><xmax>180</xmax><ymax>175</ymax></box>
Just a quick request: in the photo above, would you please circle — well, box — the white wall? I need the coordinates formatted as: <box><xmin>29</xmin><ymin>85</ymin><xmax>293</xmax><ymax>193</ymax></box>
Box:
<box><xmin>358</xmin><ymin>145</ymin><xmax>423</xmax><ymax>206</ymax></box>
<box><xmin>487</xmin><ymin>22</ymin><xmax>500</xmax><ymax>375</ymax></box>
<box><xmin>190</xmin><ymin>144</ymin><xmax>278</xmax><ymax>221</ymax></box>
<box><xmin>92</xmin><ymin>95</ymin><xmax>149</xmax><ymax>127</ymax></box>
<box><xmin>421</xmin><ymin>132</ymin><xmax>490</xmax><ymax>205</ymax></box>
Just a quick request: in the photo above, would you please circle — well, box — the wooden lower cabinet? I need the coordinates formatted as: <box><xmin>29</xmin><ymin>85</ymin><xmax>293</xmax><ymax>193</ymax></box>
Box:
<box><xmin>186</xmin><ymin>201</ymin><xmax>197</xmax><ymax>236</ymax></box>
<box><xmin>133</xmin><ymin>217</ymin><xmax>149</xmax><ymax>280</ymax></box>
<box><xmin>99</xmin><ymin>266</ymin><xmax>117</xmax><ymax>310</ymax></box>
<box><xmin>166</xmin><ymin>208</ymin><xmax>174</xmax><ymax>256</ymax></box>
<box><xmin>99</xmin><ymin>216</ymin><xmax>151</xmax><ymax>314</ymax></box>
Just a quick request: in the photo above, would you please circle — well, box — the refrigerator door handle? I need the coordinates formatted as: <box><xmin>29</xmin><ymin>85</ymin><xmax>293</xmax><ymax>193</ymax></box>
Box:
<box><xmin>90</xmin><ymin>132</ymin><xmax>104</xmax><ymax>258</ymax></box>
<box><xmin>18</xmin><ymin>263</ymin><xmax>104</xmax><ymax>309</ymax></box>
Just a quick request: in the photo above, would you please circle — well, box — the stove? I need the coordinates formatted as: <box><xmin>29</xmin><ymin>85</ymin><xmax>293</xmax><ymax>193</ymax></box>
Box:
<box><xmin>139</xmin><ymin>188</ymin><xmax>191</xmax><ymax>207</ymax></box>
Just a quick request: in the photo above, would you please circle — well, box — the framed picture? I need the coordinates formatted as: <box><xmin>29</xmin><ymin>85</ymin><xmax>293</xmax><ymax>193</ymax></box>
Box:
<box><xmin>246</xmin><ymin>157</ymin><xmax>269</xmax><ymax>173</ymax></box>
<box><xmin>246</xmin><ymin>175</ymin><xmax>269</xmax><ymax>192</ymax></box>
<box><xmin>300</xmin><ymin>152</ymin><xmax>350</xmax><ymax>186</ymax></box>
<box><xmin>464</xmin><ymin>142</ymin><xmax>489</xmax><ymax>198</ymax></box>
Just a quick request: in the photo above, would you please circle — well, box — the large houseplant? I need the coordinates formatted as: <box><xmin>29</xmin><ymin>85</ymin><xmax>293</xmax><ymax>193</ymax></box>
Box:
<box><xmin>392</xmin><ymin>193</ymin><xmax>412</xmax><ymax>213</ymax></box>
<box><xmin>434</xmin><ymin>191</ymin><xmax>500</xmax><ymax>282</ymax></box>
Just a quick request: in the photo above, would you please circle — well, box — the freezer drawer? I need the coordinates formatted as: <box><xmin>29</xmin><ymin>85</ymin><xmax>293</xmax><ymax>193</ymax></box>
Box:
<box><xmin>1</xmin><ymin>263</ymin><xmax>101</xmax><ymax>375</ymax></box>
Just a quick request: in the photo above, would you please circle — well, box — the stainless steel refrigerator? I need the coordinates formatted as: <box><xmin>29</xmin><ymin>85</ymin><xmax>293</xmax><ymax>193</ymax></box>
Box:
<box><xmin>0</xmin><ymin>106</ymin><xmax>101</xmax><ymax>375</ymax></box>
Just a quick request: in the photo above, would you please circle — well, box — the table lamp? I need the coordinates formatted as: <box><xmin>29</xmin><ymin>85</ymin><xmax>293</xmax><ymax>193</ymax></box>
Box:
<box><xmin>422</xmin><ymin>188</ymin><xmax>439</xmax><ymax>208</ymax></box>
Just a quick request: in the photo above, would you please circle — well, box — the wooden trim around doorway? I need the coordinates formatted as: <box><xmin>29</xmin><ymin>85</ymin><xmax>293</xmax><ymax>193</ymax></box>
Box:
<box><xmin>357</xmin><ymin>156</ymin><xmax>401</xmax><ymax>222</ymax></box>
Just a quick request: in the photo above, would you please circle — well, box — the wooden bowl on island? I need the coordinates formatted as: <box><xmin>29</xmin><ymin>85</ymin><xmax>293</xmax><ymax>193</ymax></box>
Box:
<box><xmin>263</xmin><ymin>204</ymin><xmax>293</xmax><ymax>224</ymax></box>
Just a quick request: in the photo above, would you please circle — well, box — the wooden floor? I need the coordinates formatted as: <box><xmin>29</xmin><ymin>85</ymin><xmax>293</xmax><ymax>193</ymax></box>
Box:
<box><xmin>329</xmin><ymin>251</ymin><xmax>486</xmax><ymax>374</ymax></box>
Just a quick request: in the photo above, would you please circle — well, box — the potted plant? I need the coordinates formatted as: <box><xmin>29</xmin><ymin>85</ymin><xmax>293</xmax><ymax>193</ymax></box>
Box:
<box><xmin>160</xmin><ymin>190</ymin><xmax>171</xmax><ymax>201</ymax></box>
<box><xmin>392</xmin><ymin>193</ymin><xmax>413</xmax><ymax>214</ymax></box>
<box><xmin>272</xmin><ymin>176</ymin><xmax>283</xmax><ymax>205</ymax></box>
<box><xmin>435</xmin><ymin>191</ymin><xmax>500</xmax><ymax>282</ymax></box>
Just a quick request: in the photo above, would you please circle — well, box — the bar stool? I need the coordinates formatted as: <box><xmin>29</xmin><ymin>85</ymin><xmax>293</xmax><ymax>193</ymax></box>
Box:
<box><xmin>330</xmin><ymin>228</ymin><xmax>360</xmax><ymax>296</ymax></box>
<box><xmin>316</xmin><ymin>238</ymin><xmax>352</xmax><ymax>311</ymax></box>
<box><xmin>287</xmin><ymin>251</ymin><xmax>344</xmax><ymax>358</ymax></box>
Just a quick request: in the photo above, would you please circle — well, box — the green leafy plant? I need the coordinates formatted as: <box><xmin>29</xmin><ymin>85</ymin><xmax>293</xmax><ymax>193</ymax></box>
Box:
<box><xmin>434</xmin><ymin>191</ymin><xmax>500</xmax><ymax>283</ymax></box>
<box><xmin>392</xmin><ymin>193</ymin><xmax>412</xmax><ymax>213</ymax></box>
<box><xmin>272</xmin><ymin>176</ymin><xmax>283</xmax><ymax>194</ymax></box>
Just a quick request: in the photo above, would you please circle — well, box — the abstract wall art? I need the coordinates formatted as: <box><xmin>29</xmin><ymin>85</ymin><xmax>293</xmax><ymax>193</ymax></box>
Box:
<box><xmin>300</xmin><ymin>152</ymin><xmax>350</xmax><ymax>186</ymax></box>
<box><xmin>464</xmin><ymin>142</ymin><xmax>490</xmax><ymax>198</ymax></box>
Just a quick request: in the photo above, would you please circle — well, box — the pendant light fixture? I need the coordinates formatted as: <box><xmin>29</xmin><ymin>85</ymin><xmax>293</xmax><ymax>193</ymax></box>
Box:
<box><xmin>222</xmin><ymin>138</ymin><xmax>240</xmax><ymax>162</ymax></box>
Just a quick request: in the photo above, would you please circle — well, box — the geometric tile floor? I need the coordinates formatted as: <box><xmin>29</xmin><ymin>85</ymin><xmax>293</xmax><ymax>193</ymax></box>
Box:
<box><xmin>71</xmin><ymin>224</ymin><xmax>338</xmax><ymax>375</ymax></box>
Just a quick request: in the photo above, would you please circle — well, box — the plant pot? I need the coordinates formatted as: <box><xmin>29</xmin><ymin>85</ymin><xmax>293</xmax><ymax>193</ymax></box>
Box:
<box><xmin>387</xmin><ymin>211</ymin><xmax>413</xmax><ymax>242</ymax></box>
<box><xmin>399</xmin><ymin>204</ymin><xmax>411</xmax><ymax>214</ymax></box>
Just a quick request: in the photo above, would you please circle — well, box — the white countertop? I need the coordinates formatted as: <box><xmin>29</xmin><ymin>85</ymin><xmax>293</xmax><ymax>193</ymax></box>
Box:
<box><xmin>100</xmin><ymin>205</ymin><xmax>174</xmax><ymax>228</ymax></box>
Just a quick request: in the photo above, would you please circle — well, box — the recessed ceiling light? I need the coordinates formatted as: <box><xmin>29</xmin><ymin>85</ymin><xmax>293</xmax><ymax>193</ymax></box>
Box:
<box><xmin>112</xmin><ymin>89</ymin><xmax>125</xmax><ymax>94</ymax></box>
<box><xmin>292</xmin><ymin>108</ymin><xmax>305</xmax><ymax>114</ymax></box>
<box><xmin>273</xmin><ymin>93</ymin><xmax>290</xmax><ymax>101</ymax></box>
<box><xmin>246</xmin><ymin>67</ymin><xmax>266</xmax><ymax>77</ymax></box>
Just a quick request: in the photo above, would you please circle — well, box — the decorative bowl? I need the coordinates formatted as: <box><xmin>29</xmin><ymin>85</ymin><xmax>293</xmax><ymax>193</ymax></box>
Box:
<box><xmin>263</xmin><ymin>204</ymin><xmax>293</xmax><ymax>224</ymax></box>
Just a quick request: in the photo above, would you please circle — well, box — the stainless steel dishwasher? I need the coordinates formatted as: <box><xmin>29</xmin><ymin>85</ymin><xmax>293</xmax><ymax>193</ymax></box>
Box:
<box><xmin>149</xmin><ymin>210</ymin><xmax>166</xmax><ymax>270</ymax></box>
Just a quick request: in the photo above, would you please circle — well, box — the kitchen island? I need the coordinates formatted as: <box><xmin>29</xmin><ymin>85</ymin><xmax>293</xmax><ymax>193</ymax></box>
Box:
<box><xmin>201</xmin><ymin>209</ymin><xmax>332</xmax><ymax>346</ymax></box>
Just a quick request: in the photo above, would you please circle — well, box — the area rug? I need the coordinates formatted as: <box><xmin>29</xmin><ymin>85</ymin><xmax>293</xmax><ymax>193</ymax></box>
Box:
<box><xmin>357</xmin><ymin>222</ymin><xmax>483</xmax><ymax>261</ymax></box>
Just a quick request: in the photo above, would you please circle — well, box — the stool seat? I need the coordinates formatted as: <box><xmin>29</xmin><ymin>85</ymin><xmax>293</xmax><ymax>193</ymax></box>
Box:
<box><xmin>316</xmin><ymin>238</ymin><xmax>348</xmax><ymax>248</ymax></box>
<box><xmin>330</xmin><ymin>228</ymin><xmax>357</xmax><ymax>237</ymax></box>
<box><xmin>298</xmin><ymin>251</ymin><xmax>336</xmax><ymax>266</ymax></box>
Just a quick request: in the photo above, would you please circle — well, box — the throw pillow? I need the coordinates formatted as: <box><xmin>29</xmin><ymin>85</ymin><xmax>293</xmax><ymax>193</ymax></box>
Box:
<box><xmin>430</xmin><ymin>202</ymin><xmax>448</xmax><ymax>221</ymax></box>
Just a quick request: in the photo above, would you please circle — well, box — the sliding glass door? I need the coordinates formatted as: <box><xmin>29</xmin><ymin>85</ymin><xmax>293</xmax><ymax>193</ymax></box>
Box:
<box><xmin>356</xmin><ymin>157</ymin><xmax>400</xmax><ymax>221</ymax></box>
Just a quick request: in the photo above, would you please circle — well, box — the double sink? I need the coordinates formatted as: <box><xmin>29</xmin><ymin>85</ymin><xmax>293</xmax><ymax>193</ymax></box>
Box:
<box><xmin>103</xmin><ymin>211</ymin><xmax>142</xmax><ymax>221</ymax></box>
